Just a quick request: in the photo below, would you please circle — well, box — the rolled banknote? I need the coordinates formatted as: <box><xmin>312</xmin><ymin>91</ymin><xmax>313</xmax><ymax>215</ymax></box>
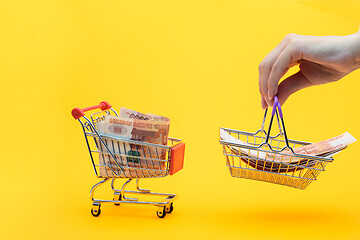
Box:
<box><xmin>98</xmin><ymin>115</ymin><xmax>169</xmax><ymax>145</ymax></box>
<box><xmin>220</xmin><ymin>129</ymin><xmax>357</xmax><ymax>172</ymax></box>
<box><xmin>146</xmin><ymin>113</ymin><xmax>170</xmax><ymax>122</ymax></box>
<box><xmin>220</xmin><ymin>129</ymin><xmax>298</xmax><ymax>163</ymax></box>
<box><xmin>119</xmin><ymin>107</ymin><xmax>153</xmax><ymax>120</ymax></box>
<box><xmin>120</xmin><ymin>107</ymin><xmax>170</xmax><ymax>122</ymax></box>
<box><xmin>96</xmin><ymin>115</ymin><xmax>170</xmax><ymax>177</ymax></box>
<box><xmin>288</xmin><ymin>132</ymin><xmax>356</xmax><ymax>156</ymax></box>
<box><xmin>98</xmin><ymin>152</ymin><xmax>166</xmax><ymax>178</ymax></box>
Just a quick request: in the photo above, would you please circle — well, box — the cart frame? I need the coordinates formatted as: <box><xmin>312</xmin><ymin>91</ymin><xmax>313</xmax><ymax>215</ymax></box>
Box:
<box><xmin>72</xmin><ymin>101</ymin><xmax>185</xmax><ymax>218</ymax></box>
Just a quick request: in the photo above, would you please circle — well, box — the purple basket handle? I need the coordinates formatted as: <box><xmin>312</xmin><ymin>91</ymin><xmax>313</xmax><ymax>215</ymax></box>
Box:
<box><xmin>271</xmin><ymin>96</ymin><xmax>283</xmax><ymax>118</ymax></box>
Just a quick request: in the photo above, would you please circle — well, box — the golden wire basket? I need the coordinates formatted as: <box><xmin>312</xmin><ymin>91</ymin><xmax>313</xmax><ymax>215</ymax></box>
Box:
<box><xmin>220</xmin><ymin>96</ymin><xmax>336</xmax><ymax>190</ymax></box>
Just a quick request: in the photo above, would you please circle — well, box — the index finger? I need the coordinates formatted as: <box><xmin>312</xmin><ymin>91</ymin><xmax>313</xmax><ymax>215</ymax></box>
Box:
<box><xmin>259</xmin><ymin>37</ymin><xmax>289</xmax><ymax>107</ymax></box>
<box><xmin>267</xmin><ymin>46</ymin><xmax>302</xmax><ymax>100</ymax></box>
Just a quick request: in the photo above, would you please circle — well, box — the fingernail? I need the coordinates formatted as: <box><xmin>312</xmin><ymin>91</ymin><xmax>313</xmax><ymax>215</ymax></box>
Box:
<box><xmin>261</xmin><ymin>98</ymin><xmax>268</xmax><ymax>109</ymax></box>
<box><xmin>269</xmin><ymin>98</ymin><xmax>274</xmax><ymax>106</ymax></box>
<box><xmin>265</xmin><ymin>99</ymin><xmax>272</xmax><ymax>108</ymax></box>
<box><xmin>261</xmin><ymin>102</ymin><xmax>267</xmax><ymax>110</ymax></box>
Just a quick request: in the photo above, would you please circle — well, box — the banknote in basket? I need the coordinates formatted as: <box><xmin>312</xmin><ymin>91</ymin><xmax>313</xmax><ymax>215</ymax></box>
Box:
<box><xmin>220</xmin><ymin>129</ymin><xmax>357</xmax><ymax>172</ymax></box>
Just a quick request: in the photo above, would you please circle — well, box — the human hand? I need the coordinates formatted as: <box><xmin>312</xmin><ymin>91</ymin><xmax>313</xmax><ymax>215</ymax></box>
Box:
<box><xmin>258</xmin><ymin>31</ymin><xmax>360</xmax><ymax>109</ymax></box>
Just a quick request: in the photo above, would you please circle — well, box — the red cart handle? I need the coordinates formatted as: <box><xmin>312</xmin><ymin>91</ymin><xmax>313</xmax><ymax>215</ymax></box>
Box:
<box><xmin>71</xmin><ymin>101</ymin><xmax>112</xmax><ymax>119</ymax></box>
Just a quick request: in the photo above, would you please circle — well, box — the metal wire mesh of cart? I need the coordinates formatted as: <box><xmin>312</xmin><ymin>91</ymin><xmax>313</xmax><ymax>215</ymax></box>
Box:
<box><xmin>72</xmin><ymin>101</ymin><xmax>185</xmax><ymax>218</ymax></box>
<box><xmin>73</xmin><ymin>102</ymin><xmax>184</xmax><ymax>179</ymax></box>
<box><xmin>220</xmin><ymin>97</ymin><xmax>334</xmax><ymax>190</ymax></box>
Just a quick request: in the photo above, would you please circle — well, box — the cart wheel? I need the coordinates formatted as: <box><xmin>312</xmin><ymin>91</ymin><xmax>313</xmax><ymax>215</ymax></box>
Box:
<box><xmin>91</xmin><ymin>204</ymin><xmax>101</xmax><ymax>217</ymax></box>
<box><xmin>165</xmin><ymin>203</ymin><xmax>174</xmax><ymax>214</ymax></box>
<box><xmin>113</xmin><ymin>193</ymin><xmax>121</xmax><ymax>206</ymax></box>
<box><xmin>156</xmin><ymin>206</ymin><xmax>166</xmax><ymax>218</ymax></box>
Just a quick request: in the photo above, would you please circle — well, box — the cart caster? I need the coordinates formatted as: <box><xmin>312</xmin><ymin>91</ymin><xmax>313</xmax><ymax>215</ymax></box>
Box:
<box><xmin>91</xmin><ymin>203</ymin><xmax>101</xmax><ymax>217</ymax></box>
<box><xmin>156</xmin><ymin>206</ymin><xmax>167</xmax><ymax>218</ymax></box>
<box><xmin>165</xmin><ymin>203</ymin><xmax>174</xmax><ymax>214</ymax></box>
<box><xmin>113</xmin><ymin>192</ymin><xmax>121</xmax><ymax>206</ymax></box>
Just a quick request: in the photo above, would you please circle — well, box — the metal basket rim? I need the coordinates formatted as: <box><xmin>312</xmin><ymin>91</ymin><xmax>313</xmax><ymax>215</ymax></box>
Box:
<box><xmin>220</xmin><ymin>127</ymin><xmax>334</xmax><ymax>162</ymax></box>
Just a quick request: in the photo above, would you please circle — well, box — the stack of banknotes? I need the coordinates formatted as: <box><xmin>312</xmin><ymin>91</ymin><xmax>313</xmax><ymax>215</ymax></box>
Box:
<box><xmin>220</xmin><ymin>129</ymin><xmax>357</xmax><ymax>172</ymax></box>
<box><xmin>96</xmin><ymin>107</ymin><xmax>170</xmax><ymax>178</ymax></box>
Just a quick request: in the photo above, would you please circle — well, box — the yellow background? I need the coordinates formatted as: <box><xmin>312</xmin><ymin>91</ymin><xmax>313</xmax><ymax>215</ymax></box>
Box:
<box><xmin>1</xmin><ymin>0</ymin><xmax>360</xmax><ymax>239</ymax></box>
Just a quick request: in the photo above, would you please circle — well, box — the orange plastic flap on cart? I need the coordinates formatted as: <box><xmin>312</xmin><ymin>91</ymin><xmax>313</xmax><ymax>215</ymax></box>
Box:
<box><xmin>169</xmin><ymin>142</ymin><xmax>185</xmax><ymax>175</ymax></box>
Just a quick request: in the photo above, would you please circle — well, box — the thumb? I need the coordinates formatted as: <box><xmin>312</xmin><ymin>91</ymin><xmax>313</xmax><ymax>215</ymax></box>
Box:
<box><xmin>276</xmin><ymin>71</ymin><xmax>313</xmax><ymax>106</ymax></box>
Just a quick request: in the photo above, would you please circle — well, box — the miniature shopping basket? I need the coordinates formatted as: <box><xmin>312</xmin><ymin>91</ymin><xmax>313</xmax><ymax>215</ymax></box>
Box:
<box><xmin>72</xmin><ymin>101</ymin><xmax>185</xmax><ymax>218</ymax></box>
<box><xmin>219</xmin><ymin>96</ymin><xmax>335</xmax><ymax>190</ymax></box>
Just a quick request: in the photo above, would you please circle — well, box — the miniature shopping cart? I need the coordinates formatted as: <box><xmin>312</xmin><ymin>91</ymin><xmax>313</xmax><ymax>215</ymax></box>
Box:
<box><xmin>72</xmin><ymin>101</ymin><xmax>185</xmax><ymax>218</ymax></box>
<box><xmin>220</xmin><ymin>96</ymin><xmax>336</xmax><ymax>190</ymax></box>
